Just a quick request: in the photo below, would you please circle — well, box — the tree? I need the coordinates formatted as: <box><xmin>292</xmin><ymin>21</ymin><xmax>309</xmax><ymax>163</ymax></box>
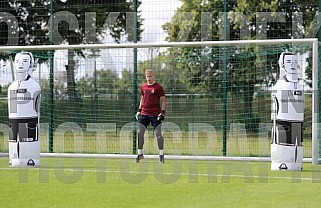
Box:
<box><xmin>77</xmin><ymin>69</ymin><xmax>119</xmax><ymax>96</ymax></box>
<box><xmin>232</xmin><ymin>1</ymin><xmax>318</xmax><ymax>86</ymax></box>
<box><xmin>0</xmin><ymin>1</ymin><xmax>143</xmax><ymax>45</ymax></box>
<box><xmin>163</xmin><ymin>0</ymin><xmax>318</xmax><ymax>131</ymax></box>
<box><xmin>51</xmin><ymin>0</ymin><xmax>143</xmax><ymax>124</ymax></box>
<box><xmin>0</xmin><ymin>0</ymin><xmax>143</xmax><ymax>124</ymax></box>
<box><xmin>163</xmin><ymin>0</ymin><xmax>263</xmax><ymax>131</ymax></box>
<box><xmin>137</xmin><ymin>50</ymin><xmax>188</xmax><ymax>94</ymax></box>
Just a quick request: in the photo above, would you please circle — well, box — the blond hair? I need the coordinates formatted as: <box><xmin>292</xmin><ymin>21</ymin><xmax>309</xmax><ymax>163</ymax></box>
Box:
<box><xmin>145</xmin><ymin>69</ymin><xmax>155</xmax><ymax>74</ymax></box>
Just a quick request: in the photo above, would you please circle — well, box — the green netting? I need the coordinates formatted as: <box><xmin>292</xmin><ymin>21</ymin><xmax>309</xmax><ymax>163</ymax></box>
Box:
<box><xmin>0</xmin><ymin>0</ymin><xmax>319</xmax><ymax>158</ymax></box>
<box><xmin>0</xmin><ymin>43</ymin><xmax>314</xmax><ymax>157</ymax></box>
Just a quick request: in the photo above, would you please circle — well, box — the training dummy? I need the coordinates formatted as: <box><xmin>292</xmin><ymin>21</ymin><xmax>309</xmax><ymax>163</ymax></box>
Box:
<box><xmin>271</xmin><ymin>52</ymin><xmax>304</xmax><ymax>171</ymax></box>
<box><xmin>8</xmin><ymin>52</ymin><xmax>41</xmax><ymax>167</ymax></box>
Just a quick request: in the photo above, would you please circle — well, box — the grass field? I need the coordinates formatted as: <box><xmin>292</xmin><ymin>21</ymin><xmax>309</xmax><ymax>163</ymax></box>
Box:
<box><xmin>1</xmin><ymin>156</ymin><xmax>321</xmax><ymax>208</ymax></box>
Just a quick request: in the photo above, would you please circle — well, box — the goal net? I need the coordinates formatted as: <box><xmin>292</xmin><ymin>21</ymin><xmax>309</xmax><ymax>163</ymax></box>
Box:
<box><xmin>0</xmin><ymin>39</ymin><xmax>318</xmax><ymax>164</ymax></box>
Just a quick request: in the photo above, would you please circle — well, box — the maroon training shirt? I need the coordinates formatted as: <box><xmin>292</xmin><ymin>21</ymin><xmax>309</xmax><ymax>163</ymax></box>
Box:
<box><xmin>140</xmin><ymin>82</ymin><xmax>165</xmax><ymax>116</ymax></box>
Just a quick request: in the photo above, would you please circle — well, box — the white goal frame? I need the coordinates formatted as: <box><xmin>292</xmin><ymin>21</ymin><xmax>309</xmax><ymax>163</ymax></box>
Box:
<box><xmin>0</xmin><ymin>38</ymin><xmax>318</xmax><ymax>164</ymax></box>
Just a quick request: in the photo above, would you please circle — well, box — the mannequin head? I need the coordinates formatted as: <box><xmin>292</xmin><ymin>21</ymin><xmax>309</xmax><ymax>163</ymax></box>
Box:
<box><xmin>278</xmin><ymin>52</ymin><xmax>298</xmax><ymax>82</ymax></box>
<box><xmin>14</xmin><ymin>52</ymin><xmax>34</xmax><ymax>80</ymax></box>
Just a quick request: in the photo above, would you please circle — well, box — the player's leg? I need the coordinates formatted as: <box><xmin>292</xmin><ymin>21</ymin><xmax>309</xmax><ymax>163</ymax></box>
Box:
<box><xmin>136</xmin><ymin>115</ymin><xmax>149</xmax><ymax>162</ymax></box>
<box><xmin>151</xmin><ymin>116</ymin><xmax>164</xmax><ymax>163</ymax></box>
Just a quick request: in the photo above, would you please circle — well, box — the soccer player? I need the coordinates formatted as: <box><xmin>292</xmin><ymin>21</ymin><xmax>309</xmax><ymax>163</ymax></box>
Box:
<box><xmin>135</xmin><ymin>69</ymin><xmax>166</xmax><ymax>163</ymax></box>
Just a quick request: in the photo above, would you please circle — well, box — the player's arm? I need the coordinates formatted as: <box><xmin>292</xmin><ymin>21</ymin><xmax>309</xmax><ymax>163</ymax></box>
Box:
<box><xmin>138</xmin><ymin>96</ymin><xmax>143</xmax><ymax>110</ymax></box>
<box><xmin>158</xmin><ymin>96</ymin><xmax>166</xmax><ymax>121</ymax></box>
<box><xmin>136</xmin><ymin>96</ymin><xmax>143</xmax><ymax>120</ymax></box>
<box><xmin>160</xmin><ymin>96</ymin><xmax>166</xmax><ymax>113</ymax></box>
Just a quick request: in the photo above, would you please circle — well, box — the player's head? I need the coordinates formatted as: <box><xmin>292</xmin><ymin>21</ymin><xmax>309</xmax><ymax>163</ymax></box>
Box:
<box><xmin>278</xmin><ymin>52</ymin><xmax>298</xmax><ymax>82</ymax></box>
<box><xmin>145</xmin><ymin>69</ymin><xmax>156</xmax><ymax>85</ymax></box>
<box><xmin>14</xmin><ymin>51</ymin><xmax>34</xmax><ymax>80</ymax></box>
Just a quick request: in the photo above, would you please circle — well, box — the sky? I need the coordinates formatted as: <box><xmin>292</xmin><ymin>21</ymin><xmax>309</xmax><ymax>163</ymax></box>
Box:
<box><xmin>139</xmin><ymin>0</ymin><xmax>182</xmax><ymax>43</ymax></box>
<box><xmin>0</xmin><ymin>0</ymin><xmax>182</xmax><ymax>85</ymax></box>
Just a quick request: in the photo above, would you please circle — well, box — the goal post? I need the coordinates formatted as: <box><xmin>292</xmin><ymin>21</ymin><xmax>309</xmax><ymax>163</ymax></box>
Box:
<box><xmin>0</xmin><ymin>38</ymin><xmax>319</xmax><ymax>164</ymax></box>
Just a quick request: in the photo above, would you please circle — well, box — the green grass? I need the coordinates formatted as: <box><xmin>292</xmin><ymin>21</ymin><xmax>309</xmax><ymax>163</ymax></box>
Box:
<box><xmin>1</xmin><ymin>157</ymin><xmax>321</xmax><ymax>208</ymax></box>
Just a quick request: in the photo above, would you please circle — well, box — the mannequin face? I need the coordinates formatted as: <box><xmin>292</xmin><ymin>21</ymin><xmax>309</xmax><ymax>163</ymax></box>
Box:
<box><xmin>283</xmin><ymin>54</ymin><xmax>298</xmax><ymax>74</ymax></box>
<box><xmin>15</xmin><ymin>53</ymin><xmax>31</xmax><ymax>74</ymax></box>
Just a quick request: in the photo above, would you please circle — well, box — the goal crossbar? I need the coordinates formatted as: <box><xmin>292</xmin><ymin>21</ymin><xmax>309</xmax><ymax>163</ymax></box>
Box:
<box><xmin>0</xmin><ymin>38</ymin><xmax>317</xmax><ymax>51</ymax></box>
